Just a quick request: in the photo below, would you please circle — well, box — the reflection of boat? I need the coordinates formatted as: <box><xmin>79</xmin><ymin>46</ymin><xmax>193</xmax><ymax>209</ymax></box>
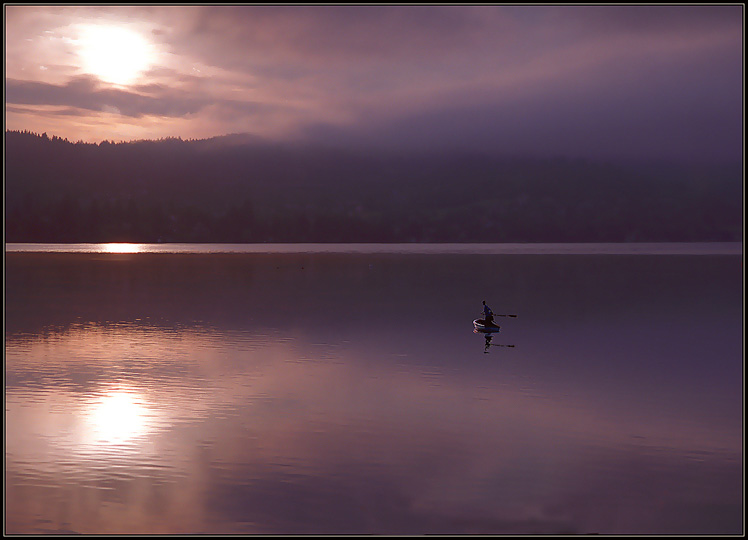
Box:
<box><xmin>473</xmin><ymin>318</ymin><xmax>501</xmax><ymax>332</ymax></box>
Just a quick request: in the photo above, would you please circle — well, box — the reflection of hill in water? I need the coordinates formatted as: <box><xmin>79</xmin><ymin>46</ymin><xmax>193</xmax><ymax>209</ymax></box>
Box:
<box><xmin>6</xmin><ymin>251</ymin><xmax>741</xmax><ymax>340</ymax></box>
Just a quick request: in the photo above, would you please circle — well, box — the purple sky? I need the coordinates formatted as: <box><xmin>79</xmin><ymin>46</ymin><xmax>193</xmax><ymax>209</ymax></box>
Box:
<box><xmin>4</xmin><ymin>5</ymin><xmax>743</xmax><ymax>161</ymax></box>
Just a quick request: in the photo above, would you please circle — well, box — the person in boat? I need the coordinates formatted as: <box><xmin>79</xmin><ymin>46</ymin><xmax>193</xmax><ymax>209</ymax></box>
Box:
<box><xmin>482</xmin><ymin>300</ymin><xmax>495</xmax><ymax>326</ymax></box>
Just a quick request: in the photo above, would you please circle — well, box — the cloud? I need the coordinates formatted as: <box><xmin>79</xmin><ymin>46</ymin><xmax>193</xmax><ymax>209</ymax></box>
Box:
<box><xmin>144</xmin><ymin>5</ymin><xmax>745</xmax><ymax>161</ymax></box>
<box><xmin>4</xmin><ymin>5</ymin><xmax>743</xmax><ymax>160</ymax></box>
<box><xmin>168</xmin><ymin>6</ymin><xmax>501</xmax><ymax>65</ymax></box>
<box><xmin>295</xmin><ymin>17</ymin><xmax>743</xmax><ymax>162</ymax></box>
<box><xmin>5</xmin><ymin>75</ymin><xmax>276</xmax><ymax>120</ymax></box>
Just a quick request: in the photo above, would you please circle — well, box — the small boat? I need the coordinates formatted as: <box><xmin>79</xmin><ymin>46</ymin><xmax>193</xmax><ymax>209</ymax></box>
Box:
<box><xmin>473</xmin><ymin>318</ymin><xmax>501</xmax><ymax>332</ymax></box>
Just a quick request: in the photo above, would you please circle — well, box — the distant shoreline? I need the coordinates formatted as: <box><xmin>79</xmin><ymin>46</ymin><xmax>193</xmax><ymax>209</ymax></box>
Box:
<box><xmin>5</xmin><ymin>242</ymin><xmax>743</xmax><ymax>256</ymax></box>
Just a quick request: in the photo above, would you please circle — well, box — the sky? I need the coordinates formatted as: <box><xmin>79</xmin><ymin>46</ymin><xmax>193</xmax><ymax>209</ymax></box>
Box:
<box><xmin>4</xmin><ymin>5</ymin><xmax>744</xmax><ymax>162</ymax></box>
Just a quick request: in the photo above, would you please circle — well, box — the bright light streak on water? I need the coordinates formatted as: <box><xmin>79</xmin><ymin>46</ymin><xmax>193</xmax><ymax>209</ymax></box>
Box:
<box><xmin>4</xmin><ymin>242</ymin><xmax>743</xmax><ymax>255</ymax></box>
<box><xmin>100</xmin><ymin>243</ymin><xmax>143</xmax><ymax>254</ymax></box>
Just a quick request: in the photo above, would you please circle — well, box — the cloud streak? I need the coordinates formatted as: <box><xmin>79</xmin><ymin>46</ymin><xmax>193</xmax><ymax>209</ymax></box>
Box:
<box><xmin>5</xmin><ymin>75</ymin><xmax>273</xmax><ymax>119</ymax></box>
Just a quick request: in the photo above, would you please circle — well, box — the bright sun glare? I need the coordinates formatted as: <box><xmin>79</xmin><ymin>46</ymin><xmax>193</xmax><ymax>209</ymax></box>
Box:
<box><xmin>76</xmin><ymin>24</ymin><xmax>154</xmax><ymax>85</ymax></box>
<box><xmin>102</xmin><ymin>243</ymin><xmax>142</xmax><ymax>254</ymax></box>
<box><xmin>88</xmin><ymin>390</ymin><xmax>150</xmax><ymax>443</ymax></box>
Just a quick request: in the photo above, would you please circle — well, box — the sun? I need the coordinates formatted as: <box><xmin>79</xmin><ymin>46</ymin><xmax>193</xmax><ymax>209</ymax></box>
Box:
<box><xmin>76</xmin><ymin>24</ymin><xmax>155</xmax><ymax>86</ymax></box>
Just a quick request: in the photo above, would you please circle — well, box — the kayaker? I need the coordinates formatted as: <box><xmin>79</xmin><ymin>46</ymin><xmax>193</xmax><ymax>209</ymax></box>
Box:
<box><xmin>482</xmin><ymin>301</ymin><xmax>495</xmax><ymax>325</ymax></box>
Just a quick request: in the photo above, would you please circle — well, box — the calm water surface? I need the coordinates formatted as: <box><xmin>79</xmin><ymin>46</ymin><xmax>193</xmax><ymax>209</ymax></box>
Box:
<box><xmin>5</xmin><ymin>244</ymin><xmax>743</xmax><ymax>534</ymax></box>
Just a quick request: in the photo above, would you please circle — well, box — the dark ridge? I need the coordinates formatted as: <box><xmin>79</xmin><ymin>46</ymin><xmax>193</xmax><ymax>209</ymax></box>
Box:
<box><xmin>4</xmin><ymin>130</ymin><xmax>743</xmax><ymax>243</ymax></box>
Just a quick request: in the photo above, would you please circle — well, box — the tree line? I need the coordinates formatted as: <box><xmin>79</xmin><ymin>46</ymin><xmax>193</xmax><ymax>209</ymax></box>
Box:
<box><xmin>5</xmin><ymin>130</ymin><xmax>743</xmax><ymax>243</ymax></box>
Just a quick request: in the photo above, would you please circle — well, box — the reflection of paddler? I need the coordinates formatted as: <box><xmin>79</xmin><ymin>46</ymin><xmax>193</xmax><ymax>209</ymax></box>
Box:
<box><xmin>478</xmin><ymin>331</ymin><xmax>515</xmax><ymax>353</ymax></box>
<box><xmin>484</xmin><ymin>332</ymin><xmax>493</xmax><ymax>353</ymax></box>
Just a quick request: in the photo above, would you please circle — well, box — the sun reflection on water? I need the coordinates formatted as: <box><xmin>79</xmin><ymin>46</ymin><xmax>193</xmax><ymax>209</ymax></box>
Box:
<box><xmin>86</xmin><ymin>389</ymin><xmax>152</xmax><ymax>444</ymax></box>
<box><xmin>101</xmin><ymin>243</ymin><xmax>142</xmax><ymax>254</ymax></box>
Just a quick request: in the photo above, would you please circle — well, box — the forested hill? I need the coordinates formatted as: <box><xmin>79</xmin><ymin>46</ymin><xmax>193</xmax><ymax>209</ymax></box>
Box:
<box><xmin>4</xmin><ymin>130</ymin><xmax>743</xmax><ymax>243</ymax></box>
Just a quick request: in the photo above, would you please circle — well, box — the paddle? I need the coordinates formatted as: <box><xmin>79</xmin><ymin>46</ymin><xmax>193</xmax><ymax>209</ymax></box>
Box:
<box><xmin>493</xmin><ymin>314</ymin><xmax>517</xmax><ymax>318</ymax></box>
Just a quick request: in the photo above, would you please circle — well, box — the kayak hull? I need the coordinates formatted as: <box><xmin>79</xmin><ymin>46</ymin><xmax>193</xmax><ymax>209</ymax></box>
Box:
<box><xmin>473</xmin><ymin>319</ymin><xmax>500</xmax><ymax>332</ymax></box>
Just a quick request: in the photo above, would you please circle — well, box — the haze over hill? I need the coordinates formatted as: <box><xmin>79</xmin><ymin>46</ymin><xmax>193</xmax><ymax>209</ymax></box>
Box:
<box><xmin>4</xmin><ymin>130</ymin><xmax>743</xmax><ymax>243</ymax></box>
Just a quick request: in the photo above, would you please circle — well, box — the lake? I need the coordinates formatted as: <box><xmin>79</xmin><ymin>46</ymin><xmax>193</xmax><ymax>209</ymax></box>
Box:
<box><xmin>5</xmin><ymin>243</ymin><xmax>743</xmax><ymax>534</ymax></box>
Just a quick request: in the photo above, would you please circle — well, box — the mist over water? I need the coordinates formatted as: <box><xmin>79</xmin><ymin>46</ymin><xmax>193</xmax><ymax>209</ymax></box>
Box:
<box><xmin>5</xmin><ymin>245</ymin><xmax>743</xmax><ymax>534</ymax></box>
